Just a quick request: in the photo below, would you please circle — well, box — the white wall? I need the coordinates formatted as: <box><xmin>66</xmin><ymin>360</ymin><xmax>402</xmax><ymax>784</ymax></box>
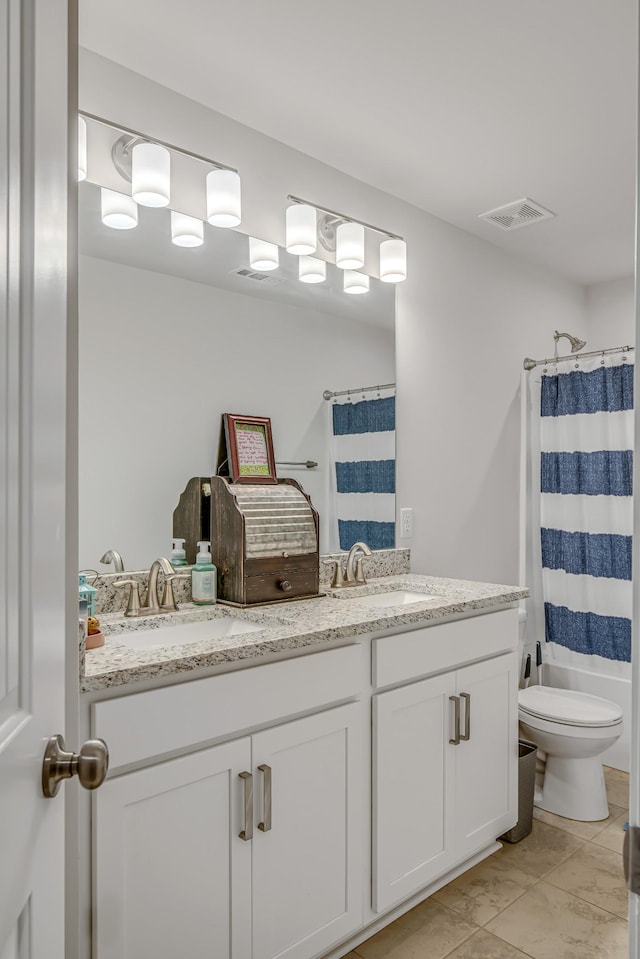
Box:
<box><xmin>586</xmin><ymin>275</ymin><xmax>634</xmax><ymax>348</ymax></box>
<box><xmin>78</xmin><ymin>255</ymin><xmax>394</xmax><ymax>568</ymax></box>
<box><xmin>80</xmin><ymin>50</ymin><xmax>588</xmax><ymax>585</ymax></box>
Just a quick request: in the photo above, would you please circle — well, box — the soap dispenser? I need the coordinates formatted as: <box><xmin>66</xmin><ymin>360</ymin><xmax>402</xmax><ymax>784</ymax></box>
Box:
<box><xmin>171</xmin><ymin>538</ymin><xmax>188</xmax><ymax>567</ymax></box>
<box><xmin>192</xmin><ymin>541</ymin><xmax>216</xmax><ymax>605</ymax></box>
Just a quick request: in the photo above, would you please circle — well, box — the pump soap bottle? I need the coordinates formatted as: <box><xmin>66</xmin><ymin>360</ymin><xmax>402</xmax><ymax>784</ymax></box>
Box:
<box><xmin>171</xmin><ymin>538</ymin><xmax>188</xmax><ymax>567</ymax></box>
<box><xmin>192</xmin><ymin>541</ymin><xmax>216</xmax><ymax>605</ymax></box>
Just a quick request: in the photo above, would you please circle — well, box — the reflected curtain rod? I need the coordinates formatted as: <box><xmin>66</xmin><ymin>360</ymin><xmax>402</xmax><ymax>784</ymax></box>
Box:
<box><xmin>323</xmin><ymin>382</ymin><xmax>396</xmax><ymax>400</ymax></box>
<box><xmin>523</xmin><ymin>345</ymin><xmax>634</xmax><ymax>371</ymax></box>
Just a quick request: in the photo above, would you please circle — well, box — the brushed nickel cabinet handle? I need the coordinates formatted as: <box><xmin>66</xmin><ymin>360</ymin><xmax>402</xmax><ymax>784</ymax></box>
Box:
<box><xmin>449</xmin><ymin>695</ymin><xmax>461</xmax><ymax>745</ymax></box>
<box><xmin>239</xmin><ymin>771</ymin><xmax>253</xmax><ymax>841</ymax></box>
<box><xmin>460</xmin><ymin>692</ymin><xmax>471</xmax><ymax>741</ymax></box>
<box><xmin>257</xmin><ymin>763</ymin><xmax>272</xmax><ymax>832</ymax></box>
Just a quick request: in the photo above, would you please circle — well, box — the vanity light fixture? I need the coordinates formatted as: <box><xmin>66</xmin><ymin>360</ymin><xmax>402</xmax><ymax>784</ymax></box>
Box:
<box><xmin>131</xmin><ymin>142</ymin><xmax>171</xmax><ymax>208</ymax></box>
<box><xmin>101</xmin><ymin>188</ymin><xmax>138</xmax><ymax>230</ymax></box>
<box><xmin>249</xmin><ymin>237</ymin><xmax>279</xmax><ymax>271</ymax></box>
<box><xmin>206</xmin><ymin>169</ymin><xmax>242</xmax><ymax>228</ymax></box>
<box><xmin>78</xmin><ymin>115</ymin><xmax>87</xmax><ymax>182</ymax></box>
<box><xmin>287</xmin><ymin>195</ymin><xmax>406</xmax><ymax>283</ymax></box>
<box><xmin>298</xmin><ymin>255</ymin><xmax>326</xmax><ymax>283</ymax></box>
<box><xmin>380</xmin><ymin>238</ymin><xmax>407</xmax><ymax>283</ymax></box>
<box><xmin>171</xmin><ymin>211</ymin><xmax>204</xmax><ymax>247</ymax></box>
<box><xmin>343</xmin><ymin>270</ymin><xmax>369</xmax><ymax>294</ymax></box>
<box><xmin>336</xmin><ymin>222</ymin><xmax>365</xmax><ymax>270</ymax></box>
<box><xmin>286</xmin><ymin>203</ymin><xmax>317</xmax><ymax>255</ymax></box>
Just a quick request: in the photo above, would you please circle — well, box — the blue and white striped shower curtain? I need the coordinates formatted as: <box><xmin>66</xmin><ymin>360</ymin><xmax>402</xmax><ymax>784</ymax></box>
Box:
<box><xmin>328</xmin><ymin>389</ymin><xmax>396</xmax><ymax>551</ymax></box>
<box><xmin>534</xmin><ymin>355</ymin><xmax>633</xmax><ymax>663</ymax></box>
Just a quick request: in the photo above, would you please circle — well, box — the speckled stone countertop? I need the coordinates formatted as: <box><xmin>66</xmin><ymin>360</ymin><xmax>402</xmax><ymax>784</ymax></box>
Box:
<box><xmin>82</xmin><ymin>574</ymin><xmax>528</xmax><ymax>692</ymax></box>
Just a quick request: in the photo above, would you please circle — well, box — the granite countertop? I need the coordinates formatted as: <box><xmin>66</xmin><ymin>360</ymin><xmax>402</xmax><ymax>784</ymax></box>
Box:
<box><xmin>82</xmin><ymin>574</ymin><xmax>528</xmax><ymax>692</ymax></box>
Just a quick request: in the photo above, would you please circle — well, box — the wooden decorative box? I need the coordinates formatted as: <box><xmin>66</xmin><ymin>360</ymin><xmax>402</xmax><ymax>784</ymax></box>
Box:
<box><xmin>173</xmin><ymin>475</ymin><xmax>320</xmax><ymax>606</ymax></box>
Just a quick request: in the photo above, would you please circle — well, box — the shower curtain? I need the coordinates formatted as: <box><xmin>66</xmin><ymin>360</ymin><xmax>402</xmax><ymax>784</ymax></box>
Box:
<box><xmin>328</xmin><ymin>388</ymin><xmax>396</xmax><ymax>552</ymax></box>
<box><xmin>524</xmin><ymin>353</ymin><xmax>633</xmax><ymax>672</ymax></box>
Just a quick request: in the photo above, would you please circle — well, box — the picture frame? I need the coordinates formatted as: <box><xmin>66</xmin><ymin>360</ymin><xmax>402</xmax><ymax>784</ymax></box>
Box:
<box><xmin>221</xmin><ymin>414</ymin><xmax>278</xmax><ymax>484</ymax></box>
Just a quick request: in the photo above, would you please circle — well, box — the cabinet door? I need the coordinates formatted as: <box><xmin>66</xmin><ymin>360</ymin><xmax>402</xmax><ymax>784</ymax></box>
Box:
<box><xmin>251</xmin><ymin>703</ymin><xmax>363</xmax><ymax>959</ymax></box>
<box><xmin>372</xmin><ymin>673</ymin><xmax>455</xmax><ymax>913</ymax></box>
<box><xmin>94</xmin><ymin>738</ymin><xmax>252</xmax><ymax>959</ymax></box>
<box><xmin>453</xmin><ymin>652</ymin><xmax>519</xmax><ymax>859</ymax></box>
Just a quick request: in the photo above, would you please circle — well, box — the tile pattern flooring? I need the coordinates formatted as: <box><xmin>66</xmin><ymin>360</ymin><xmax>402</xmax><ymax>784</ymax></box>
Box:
<box><xmin>348</xmin><ymin>767</ymin><xmax>630</xmax><ymax>959</ymax></box>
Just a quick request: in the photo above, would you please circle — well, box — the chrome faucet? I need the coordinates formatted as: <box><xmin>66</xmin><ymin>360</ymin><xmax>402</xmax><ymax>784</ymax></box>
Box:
<box><xmin>115</xmin><ymin>557</ymin><xmax>189</xmax><ymax>617</ymax></box>
<box><xmin>326</xmin><ymin>541</ymin><xmax>373</xmax><ymax>589</ymax></box>
<box><xmin>100</xmin><ymin>549</ymin><xmax>125</xmax><ymax>573</ymax></box>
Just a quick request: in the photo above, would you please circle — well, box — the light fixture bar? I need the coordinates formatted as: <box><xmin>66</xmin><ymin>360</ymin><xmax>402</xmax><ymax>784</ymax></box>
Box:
<box><xmin>79</xmin><ymin>111</ymin><xmax>239</xmax><ymax>174</ymax></box>
<box><xmin>287</xmin><ymin>194</ymin><xmax>403</xmax><ymax>242</ymax></box>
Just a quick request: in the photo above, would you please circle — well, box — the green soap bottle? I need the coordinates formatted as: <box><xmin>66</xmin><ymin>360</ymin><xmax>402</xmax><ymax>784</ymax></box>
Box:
<box><xmin>171</xmin><ymin>538</ymin><xmax>188</xmax><ymax>567</ymax></box>
<box><xmin>191</xmin><ymin>541</ymin><xmax>216</xmax><ymax>605</ymax></box>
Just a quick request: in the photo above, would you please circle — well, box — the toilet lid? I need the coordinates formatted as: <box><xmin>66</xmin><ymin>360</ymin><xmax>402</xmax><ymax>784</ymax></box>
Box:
<box><xmin>519</xmin><ymin>686</ymin><xmax>623</xmax><ymax>727</ymax></box>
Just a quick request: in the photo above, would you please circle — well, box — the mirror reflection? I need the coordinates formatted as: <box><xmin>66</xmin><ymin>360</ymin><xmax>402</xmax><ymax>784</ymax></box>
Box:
<box><xmin>78</xmin><ymin>181</ymin><xmax>395</xmax><ymax>569</ymax></box>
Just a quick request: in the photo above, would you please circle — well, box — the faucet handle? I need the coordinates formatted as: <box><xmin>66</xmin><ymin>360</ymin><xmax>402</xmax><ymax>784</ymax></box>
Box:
<box><xmin>323</xmin><ymin>559</ymin><xmax>346</xmax><ymax>589</ymax></box>
<box><xmin>114</xmin><ymin>579</ymin><xmax>142</xmax><ymax>617</ymax></box>
<box><xmin>354</xmin><ymin>555</ymin><xmax>368</xmax><ymax>585</ymax></box>
<box><xmin>161</xmin><ymin>573</ymin><xmax>190</xmax><ymax>611</ymax></box>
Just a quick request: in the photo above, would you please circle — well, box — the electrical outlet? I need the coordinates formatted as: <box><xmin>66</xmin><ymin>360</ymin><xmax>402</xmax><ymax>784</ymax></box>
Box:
<box><xmin>400</xmin><ymin>507</ymin><xmax>413</xmax><ymax>538</ymax></box>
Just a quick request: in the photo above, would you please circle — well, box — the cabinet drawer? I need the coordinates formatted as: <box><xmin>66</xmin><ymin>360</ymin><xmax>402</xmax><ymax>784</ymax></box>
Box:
<box><xmin>93</xmin><ymin>643</ymin><xmax>362</xmax><ymax>770</ymax></box>
<box><xmin>373</xmin><ymin>608</ymin><xmax>519</xmax><ymax>688</ymax></box>
<box><xmin>245</xmin><ymin>567</ymin><xmax>318</xmax><ymax>602</ymax></box>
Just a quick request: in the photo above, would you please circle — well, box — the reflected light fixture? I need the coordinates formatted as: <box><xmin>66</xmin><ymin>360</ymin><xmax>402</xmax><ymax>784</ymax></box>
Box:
<box><xmin>78</xmin><ymin>115</ymin><xmax>87</xmax><ymax>182</ymax></box>
<box><xmin>299</xmin><ymin>255</ymin><xmax>326</xmax><ymax>283</ymax></box>
<box><xmin>343</xmin><ymin>270</ymin><xmax>369</xmax><ymax>294</ymax></box>
<box><xmin>286</xmin><ymin>204</ymin><xmax>317</xmax><ymax>255</ymax></box>
<box><xmin>249</xmin><ymin>237</ymin><xmax>279</xmax><ymax>271</ymax></box>
<box><xmin>206</xmin><ymin>169</ymin><xmax>242</xmax><ymax>228</ymax></box>
<box><xmin>380</xmin><ymin>238</ymin><xmax>407</xmax><ymax>283</ymax></box>
<box><xmin>101</xmin><ymin>188</ymin><xmax>138</xmax><ymax>230</ymax></box>
<box><xmin>171</xmin><ymin>211</ymin><xmax>204</xmax><ymax>247</ymax></box>
<box><xmin>336</xmin><ymin>222</ymin><xmax>365</xmax><ymax>270</ymax></box>
<box><xmin>131</xmin><ymin>142</ymin><xmax>171</xmax><ymax>207</ymax></box>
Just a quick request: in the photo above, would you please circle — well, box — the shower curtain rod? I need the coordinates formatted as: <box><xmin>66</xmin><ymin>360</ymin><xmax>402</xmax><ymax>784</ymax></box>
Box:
<box><xmin>522</xmin><ymin>344</ymin><xmax>634</xmax><ymax>371</ymax></box>
<box><xmin>323</xmin><ymin>382</ymin><xmax>396</xmax><ymax>400</ymax></box>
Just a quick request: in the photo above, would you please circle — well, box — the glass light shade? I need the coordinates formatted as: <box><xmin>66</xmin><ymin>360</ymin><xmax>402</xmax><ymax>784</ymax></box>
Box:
<box><xmin>249</xmin><ymin>237</ymin><xmax>279</xmax><ymax>271</ymax></box>
<box><xmin>101</xmin><ymin>188</ymin><xmax>138</xmax><ymax>230</ymax></box>
<box><xmin>286</xmin><ymin>204</ymin><xmax>317</xmax><ymax>255</ymax></box>
<box><xmin>299</xmin><ymin>255</ymin><xmax>326</xmax><ymax>283</ymax></box>
<box><xmin>171</xmin><ymin>211</ymin><xmax>204</xmax><ymax>247</ymax></box>
<box><xmin>131</xmin><ymin>142</ymin><xmax>171</xmax><ymax>207</ymax></box>
<box><xmin>78</xmin><ymin>115</ymin><xmax>87</xmax><ymax>182</ymax></box>
<box><xmin>343</xmin><ymin>270</ymin><xmax>369</xmax><ymax>294</ymax></box>
<box><xmin>206</xmin><ymin>169</ymin><xmax>241</xmax><ymax>227</ymax></box>
<box><xmin>380</xmin><ymin>238</ymin><xmax>407</xmax><ymax>282</ymax></box>
<box><xmin>336</xmin><ymin>222</ymin><xmax>365</xmax><ymax>270</ymax></box>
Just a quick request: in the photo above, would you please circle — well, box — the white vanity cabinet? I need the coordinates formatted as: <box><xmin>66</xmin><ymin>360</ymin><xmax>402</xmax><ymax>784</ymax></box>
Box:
<box><xmin>91</xmin><ymin>647</ymin><xmax>364</xmax><ymax>959</ymax></box>
<box><xmin>372</xmin><ymin>609</ymin><xmax>519</xmax><ymax>913</ymax></box>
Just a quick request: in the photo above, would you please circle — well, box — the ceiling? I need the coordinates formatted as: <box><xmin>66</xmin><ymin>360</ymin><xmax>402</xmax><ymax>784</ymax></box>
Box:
<box><xmin>78</xmin><ymin>0</ymin><xmax>637</xmax><ymax>287</ymax></box>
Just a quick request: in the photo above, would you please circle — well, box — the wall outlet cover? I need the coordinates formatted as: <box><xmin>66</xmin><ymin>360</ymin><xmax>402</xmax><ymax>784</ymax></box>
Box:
<box><xmin>400</xmin><ymin>508</ymin><xmax>413</xmax><ymax>538</ymax></box>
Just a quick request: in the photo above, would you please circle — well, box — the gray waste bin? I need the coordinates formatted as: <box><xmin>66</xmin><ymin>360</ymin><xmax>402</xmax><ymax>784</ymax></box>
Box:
<box><xmin>500</xmin><ymin>739</ymin><xmax>537</xmax><ymax>843</ymax></box>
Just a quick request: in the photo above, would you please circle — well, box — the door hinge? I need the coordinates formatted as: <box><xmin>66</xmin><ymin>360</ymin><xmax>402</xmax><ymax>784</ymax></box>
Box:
<box><xmin>623</xmin><ymin>824</ymin><xmax>640</xmax><ymax>893</ymax></box>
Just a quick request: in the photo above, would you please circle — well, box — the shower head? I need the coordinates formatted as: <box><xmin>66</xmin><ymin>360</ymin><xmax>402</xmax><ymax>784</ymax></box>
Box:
<box><xmin>554</xmin><ymin>330</ymin><xmax>587</xmax><ymax>354</ymax></box>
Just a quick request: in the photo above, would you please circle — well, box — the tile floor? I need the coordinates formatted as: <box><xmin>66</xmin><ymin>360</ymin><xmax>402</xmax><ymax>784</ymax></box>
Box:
<box><xmin>349</xmin><ymin>766</ymin><xmax>630</xmax><ymax>959</ymax></box>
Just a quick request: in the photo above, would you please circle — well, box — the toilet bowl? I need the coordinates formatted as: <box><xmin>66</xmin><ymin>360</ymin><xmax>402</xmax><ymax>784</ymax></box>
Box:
<box><xmin>518</xmin><ymin>685</ymin><xmax>623</xmax><ymax>822</ymax></box>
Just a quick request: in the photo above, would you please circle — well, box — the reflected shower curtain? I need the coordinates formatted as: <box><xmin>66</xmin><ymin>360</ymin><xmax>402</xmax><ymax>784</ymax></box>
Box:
<box><xmin>527</xmin><ymin>354</ymin><xmax>633</xmax><ymax>666</ymax></box>
<box><xmin>328</xmin><ymin>389</ymin><xmax>396</xmax><ymax>552</ymax></box>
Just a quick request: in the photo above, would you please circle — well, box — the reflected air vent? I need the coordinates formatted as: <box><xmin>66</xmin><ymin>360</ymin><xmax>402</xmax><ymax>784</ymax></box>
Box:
<box><xmin>478</xmin><ymin>197</ymin><xmax>555</xmax><ymax>232</ymax></box>
<box><xmin>231</xmin><ymin>267</ymin><xmax>285</xmax><ymax>287</ymax></box>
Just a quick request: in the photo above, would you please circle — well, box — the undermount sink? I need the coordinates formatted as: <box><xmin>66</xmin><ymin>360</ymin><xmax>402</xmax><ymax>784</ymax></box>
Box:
<box><xmin>114</xmin><ymin>615</ymin><xmax>265</xmax><ymax>651</ymax></box>
<box><xmin>351</xmin><ymin>590</ymin><xmax>440</xmax><ymax>608</ymax></box>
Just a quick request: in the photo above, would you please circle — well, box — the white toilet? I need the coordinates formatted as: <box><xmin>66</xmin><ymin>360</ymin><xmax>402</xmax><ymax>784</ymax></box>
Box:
<box><xmin>518</xmin><ymin>685</ymin><xmax>623</xmax><ymax>822</ymax></box>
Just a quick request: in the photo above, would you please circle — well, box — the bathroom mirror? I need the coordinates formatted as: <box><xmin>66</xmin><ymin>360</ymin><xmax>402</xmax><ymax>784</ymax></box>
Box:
<box><xmin>78</xmin><ymin>181</ymin><xmax>395</xmax><ymax>569</ymax></box>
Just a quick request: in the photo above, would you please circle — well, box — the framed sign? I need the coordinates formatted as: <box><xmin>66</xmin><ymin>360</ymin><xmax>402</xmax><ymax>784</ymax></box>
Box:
<box><xmin>222</xmin><ymin>414</ymin><xmax>277</xmax><ymax>484</ymax></box>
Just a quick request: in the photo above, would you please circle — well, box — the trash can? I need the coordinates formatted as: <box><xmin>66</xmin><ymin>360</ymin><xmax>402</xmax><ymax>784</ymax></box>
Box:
<box><xmin>500</xmin><ymin>739</ymin><xmax>537</xmax><ymax>843</ymax></box>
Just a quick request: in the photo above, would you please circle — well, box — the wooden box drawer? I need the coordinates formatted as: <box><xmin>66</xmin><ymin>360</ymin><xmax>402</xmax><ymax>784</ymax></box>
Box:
<box><xmin>245</xmin><ymin>566</ymin><xmax>318</xmax><ymax>603</ymax></box>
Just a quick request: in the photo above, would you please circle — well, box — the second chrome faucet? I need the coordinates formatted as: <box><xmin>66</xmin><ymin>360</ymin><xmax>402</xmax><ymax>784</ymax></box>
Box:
<box><xmin>326</xmin><ymin>542</ymin><xmax>373</xmax><ymax>589</ymax></box>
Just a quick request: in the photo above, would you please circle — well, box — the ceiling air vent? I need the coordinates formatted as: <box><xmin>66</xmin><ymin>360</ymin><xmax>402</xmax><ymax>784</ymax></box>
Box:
<box><xmin>478</xmin><ymin>197</ymin><xmax>555</xmax><ymax>232</ymax></box>
<box><xmin>230</xmin><ymin>267</ymin><xmax>285</xmax><ymax>287</ymax></box>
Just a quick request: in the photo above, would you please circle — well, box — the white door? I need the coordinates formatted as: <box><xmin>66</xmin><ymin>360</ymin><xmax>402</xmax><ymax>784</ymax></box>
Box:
<box><xmin>372</xmin><ymin>673</ymin><xmax>455</xmax><ymax>913</ymax></box>
<box><xmin>93</xmin><ymin>738</ymin><xmax>253</xmax><ymax>959</ymax></box>
<box><xmin>0</xmin><ymin>1</ymin><xmax>73</xmax><ymax>956</ymax></box>
<box><xmin>453</xmin><ymin>653</ymin><xmax>519</xmax><ymax>859</ymax></box>
<box><xmin>252</xmin><ymin>703</ymin><xmax>363</xmax><ymax>959</ymax></box>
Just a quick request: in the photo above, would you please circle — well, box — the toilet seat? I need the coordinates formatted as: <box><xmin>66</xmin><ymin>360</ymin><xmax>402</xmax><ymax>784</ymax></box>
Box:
<box><xmin>518</xmin><ymin>686</ymin><xmax>622</xmax><ymax>728</ymax></box>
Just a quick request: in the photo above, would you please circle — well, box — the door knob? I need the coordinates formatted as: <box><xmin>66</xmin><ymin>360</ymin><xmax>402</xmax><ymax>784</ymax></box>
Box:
<box><xmin>42</xmin><ymin>734</ymin><xmax>109</xmax><ymax>798</ymax></box>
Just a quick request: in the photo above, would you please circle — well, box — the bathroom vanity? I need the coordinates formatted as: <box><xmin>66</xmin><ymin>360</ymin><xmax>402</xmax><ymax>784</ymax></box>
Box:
<box><xmin>79</xmin><ymin>573</ymin><xmax>527</xmax><ymax>959</ymax></box>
